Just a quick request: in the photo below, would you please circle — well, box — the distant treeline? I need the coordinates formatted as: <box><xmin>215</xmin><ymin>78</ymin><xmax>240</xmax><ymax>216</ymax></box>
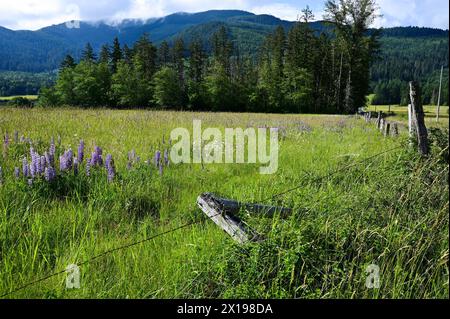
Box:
<box><xmin>370</xmin><ymin>36</ymin><xmax>449</xmax><ymax>105</ymax></box>
<box><xmin>39</xmin><ymin>1</ymin><xmax>379</xmax><ymax>113</ymax></box>
<box><xmin>0</xmin><ymin>71</ymin><xmax>55</xmax><ymax>96</ymax></box>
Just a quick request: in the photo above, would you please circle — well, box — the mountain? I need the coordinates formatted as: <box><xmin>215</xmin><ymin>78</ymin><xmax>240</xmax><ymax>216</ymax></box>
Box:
<box><xmin>0</xmin><ymin>10</ymin><xmax>448</xmax><ymax>103</ymax></box>
<box><xmin>1</xmin><ymin>10</ymin><xmax>448</xmax><ymax>73</ymax></box>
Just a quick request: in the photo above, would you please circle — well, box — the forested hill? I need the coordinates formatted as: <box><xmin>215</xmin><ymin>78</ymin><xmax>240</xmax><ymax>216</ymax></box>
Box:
<box><xmin>1</xmin><ymin>10</ymin><xmax>447</xmax><ymax>72</ymax></box>
<box><xmin>0</xmin><ymin>10</ymin><xmax>448</xmax><ymax>104</ymax></box>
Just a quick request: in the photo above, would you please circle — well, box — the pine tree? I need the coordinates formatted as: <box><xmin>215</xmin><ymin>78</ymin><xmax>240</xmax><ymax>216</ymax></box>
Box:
<box><xmin>158</xmin><ymin>41</ymin><xmax>170</xmax><ymax>67</ymax></box>
<box><xmin>81</xmin><ymin>43</ymin><xmax>96</xmax><ymax>63</ymax></box>
<box><xmin>111</xmin><ymin>37</ymin><xmax>123</xmax><ymax>72</ymax></box>
<box><xmin>60</xmin><ymin>54</ymin><xmax>76</xmax><ymax>70</ymax></box>
<box><xmin>99</xmin><ymin>44</ymin><xmax>111</xmax><ymax>65</ymax></box>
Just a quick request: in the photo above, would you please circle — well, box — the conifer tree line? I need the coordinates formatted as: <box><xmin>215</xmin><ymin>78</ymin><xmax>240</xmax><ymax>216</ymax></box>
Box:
<box><xmin>39</xmin><ymin>1</ymin><xmax>380</xmax><ymax>114</ymax></box>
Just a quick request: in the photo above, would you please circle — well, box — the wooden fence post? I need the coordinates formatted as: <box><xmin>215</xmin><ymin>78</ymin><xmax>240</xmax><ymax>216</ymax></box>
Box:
<box><xmin>409</xmin><ymin>81</ymin><xmax>429</xmax><ymax>155</ymax></box>
<box><xmin>384</xmin><ymin>122</ymin><xmax>391</xmax><ymax>137</ymax></box>
<box><xmin>392</xmin><ymin>123</ymin><xmax>399</xmax><ymax>136</ymax></box>
<box><xmin>376</xmin><ymin>111</ymin><xmax>382</xmax><ymax>129</ymax></box>
<box><xmin>197</xmin><ymin>193</ymin><xmax>291</xmax><ymax>244</ymax></box>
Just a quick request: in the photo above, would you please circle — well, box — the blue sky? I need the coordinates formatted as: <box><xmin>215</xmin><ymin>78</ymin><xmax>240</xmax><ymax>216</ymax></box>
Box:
<box><xmin>0</xmin><ymin>0</ymin><xmax>448</xmax><ymax>30</ymax></box>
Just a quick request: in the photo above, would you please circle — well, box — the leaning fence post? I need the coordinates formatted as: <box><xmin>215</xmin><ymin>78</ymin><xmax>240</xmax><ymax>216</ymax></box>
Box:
<box><xmin>409</xmin><ymin>81</ymin><xmax>429</xmax><ymax>155</ymax></box>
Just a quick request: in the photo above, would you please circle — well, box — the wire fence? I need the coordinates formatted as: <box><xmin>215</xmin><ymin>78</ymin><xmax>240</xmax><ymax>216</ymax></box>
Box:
<box><xmin>0</xmin><ymin>142</ymin><xmax>406</xmax><ymax>298</ymax></box>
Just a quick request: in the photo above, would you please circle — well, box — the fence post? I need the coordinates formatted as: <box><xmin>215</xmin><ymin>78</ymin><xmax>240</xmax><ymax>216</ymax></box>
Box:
<box><xmin>384</xmin><ymin>122</ymin><xmax>391</xmax><ymax>137</ymax></box>
<box><xmin>408</xmin><ymin>104</ymin><xmax>415</xmax><ymax>146</ymax></box>
<box><xmin>409</xmin><ymin>81</ymin><xmax>429</xmax><ymax>155</ymax></box>
<box><xmin>376</xmin><ymin>111</ymin><xmax>382</xmax><ymax>129</ymax></box>
<box><xmin>392</xmin><ymin>123</ymin><xmax>399</xmax><ymax>136</ymax></box>
<box><xmin>380</xmin><ymin>118</ymin><xmax>385</xmax><ymax>132</ymax></box>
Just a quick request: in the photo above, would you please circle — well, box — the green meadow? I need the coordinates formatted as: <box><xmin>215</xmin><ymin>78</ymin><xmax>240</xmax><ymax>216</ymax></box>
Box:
<box><xmin>0</xmin><ymin>107</ymin><xmax>448</xmax><ymax>298</ymax></box>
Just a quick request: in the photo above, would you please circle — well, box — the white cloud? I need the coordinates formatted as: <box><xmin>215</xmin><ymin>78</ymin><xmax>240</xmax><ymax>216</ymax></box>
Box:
<box><xmin>250</xmin><ymin>3</ymin><xmax>302</xmax><ymax>21</ymax></box>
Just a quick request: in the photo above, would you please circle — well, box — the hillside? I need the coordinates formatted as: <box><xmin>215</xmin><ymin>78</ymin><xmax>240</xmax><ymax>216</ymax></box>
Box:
<box><xmin>0</xmin><ymin>10</ymin><xmax>448</xmax><ymax>104</ymax></box>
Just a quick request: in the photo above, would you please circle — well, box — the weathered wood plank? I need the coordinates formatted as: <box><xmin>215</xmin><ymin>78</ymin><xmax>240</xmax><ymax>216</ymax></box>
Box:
<box><xmin>197</xmin><ymin>193</ymin><xmax>259</xmax><ymax>244</ymax></box>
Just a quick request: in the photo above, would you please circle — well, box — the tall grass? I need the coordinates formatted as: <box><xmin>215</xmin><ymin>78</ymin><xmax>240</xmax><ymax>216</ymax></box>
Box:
<box><xmin>0</xmin><ymin>107</ymin><xmax>448</xmax><ymax>298</ymax></box>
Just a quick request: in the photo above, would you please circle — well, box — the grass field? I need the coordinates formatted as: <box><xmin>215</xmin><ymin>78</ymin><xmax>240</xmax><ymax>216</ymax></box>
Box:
<box><xmin>0</xmin><ymin>95</ymin><xmax>38</xmax><ymax>101</ymax></box>
<box><xmin>0</xmin><ymin>107</ymin><xmax>448</xmax><ymax>299</ymax></box>
<box><xmin>365</xmin><ymin>104</ymin><xmax>450</xmax><ymax>128</ymax></box>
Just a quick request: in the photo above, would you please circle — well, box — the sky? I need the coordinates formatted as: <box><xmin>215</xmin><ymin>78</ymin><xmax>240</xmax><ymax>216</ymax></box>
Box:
<box><xmin>0</xmin><ymin>0</ymin><xmax>448</xmax><ymax>31</ymax></box>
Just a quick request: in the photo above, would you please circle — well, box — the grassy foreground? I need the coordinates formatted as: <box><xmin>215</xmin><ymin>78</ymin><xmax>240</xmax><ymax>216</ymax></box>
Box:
<box><xmin>0</xmin><ymin>107</ymin><xmax>448</xmax><ymax>299</ymax></box>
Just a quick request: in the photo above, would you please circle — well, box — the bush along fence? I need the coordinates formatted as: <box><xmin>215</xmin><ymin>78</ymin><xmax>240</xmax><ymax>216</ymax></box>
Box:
<box><xmin>361</xmin><ymin>81</ymin><xmax>429</xmax><ymax>156</ymax></box>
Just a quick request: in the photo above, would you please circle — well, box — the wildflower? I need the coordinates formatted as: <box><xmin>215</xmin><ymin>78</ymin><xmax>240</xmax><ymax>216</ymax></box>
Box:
<box><xmin>40</xmin><ymin>156</ymin><xmax>46</xmax><ymax>173</ymax></box>
<box><xmin>45</xmin><ymin>151</ymin><xmax>53</xmax><ymax>166</ymax></box>
<box><xmin>159</xmin><ymin>163</ymin><xmax>163</xmax><ymax>175</ymax></box>
<box><xmin>154</xmin><ymin>150</ymin><xmax>161</xmax><ymax>167</ymax></box>
<box><xmin>164</xmin><ymin>149</ymin><xmax>169</xmax><ymax>166</ymax></box>
<box><xmin>49</xmin><ymin>138</ymin><xmax>56</xmax><ymax>157</ymax></box>
<box><xmin>14</xmin><ymin>167</ymin><xmax>20</xmax><ymax>179</ymax></box>
<box><xmin>59</xmin><ymin>150</ymin><xmax>73</xmax><ymax>171</ymax></box>
<box><xmin>3</xmin><ymin>133</ymin><xmax>9</xmax><ymax>147</ymax></box>
<box><xmin>22</xmin><ymin>158</ymin><xmax>29</xmax><ymax>177</ymax></box>
<box><xmin>44</xmin><ymin>167</ymin><xmax>56</xmax><ymax>181</ymax></box>
<box><xmin>91</xmin><ymin>146</ymin><xmax>103</xmax><ymax>166</ymax></box>
<box><xmin>77</xmin><ymin>140</ymin><xmax>84</xmax><ymax>164</ymax></box>
<box><xmin>126</xmin><ymin>161</ymin><xmax>132</xmax><ymax>170</ymax></box>
<box><xmin>105</xmin><ymin>154</ymin><xmax>115</xmax><ymax>182</ymax></box>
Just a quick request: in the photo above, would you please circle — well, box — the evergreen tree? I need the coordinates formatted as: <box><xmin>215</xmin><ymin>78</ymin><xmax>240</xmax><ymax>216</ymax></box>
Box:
<box><xmin>99</xmin><ymin>44</ymin><xmax>111</xmax><ymax>65</ymax></box>
<box><xmin>158</xmin><ymin>41</ymin><xmax>170</xmax><ymax>67</ymax></box>
<box><xmin>60</xmin><ymin>54</ymin><xmax>76</xmax><ymax>70</ymax></box>
<box><xmin>81</xmin><ymin>43</ymin><xmax>96</xmax><ymax>63</ymax></box>
<box><xmin>111</xmin><ymin>37</ymin><xmax>123</xmax><ymax>72</ymax></box>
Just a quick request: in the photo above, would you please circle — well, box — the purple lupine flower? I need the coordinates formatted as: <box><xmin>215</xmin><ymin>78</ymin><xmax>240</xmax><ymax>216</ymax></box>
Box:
<box><xmin>126</xmin><ymin>161</ymin><xmax>132</xmax><ymax>170</ymax></box>
<box><xmin>40</xmin><ymin>156</ymin><xmax>46</xmax><ymax>173</ymax></box>
<box><xmin>77</xmin><ymin>140</ymin><xmax>84</xmax><ymax>164</ymax></box>
<box><xmin>91</xmin><ymin>146</ymin><xmax>103</xmax><ymax>166</ymax></box>
<box><xmin>73</xmin><ymin>158</ymin><xmax>79</xmax><ymax>175</ymax></box>
<box><xmin>22</xmin><ymin>158</ymin><xmax>29</xmax><ymax>177</ymax></box>
<box><xmin>44</xmin><ymin>167</ymin><xmax>56</xmax><ymax>181</ymax></box>
<box><xmin>59</xmin><ymin>154</ymin><xmax>67</xmax><ymax>171</ymax></box>
<box><xmin>45</xmin><ymin>151</ymin><xmax>53</xmax><ymax>166</ymax></box>
<box><xmin>20</xmin><ymin>135</ymin><xmax>25</xmax><ymax>143</ymax></box>
<box><xmin>105</xmin><ymin>154</ymin><xmax>115</xmax><ymax>182</ymax></box>
<box><xmin>49</xmin><ymin>137</ymin><xmax>56</xmax><ymax>158</ymax></box>
<box><xmin>164</xmin><ymin>149</ymin><xmax>169</xmax><ymax>166</ymax></box>
<box><xmin>29</xmin><ymin>163</ymin><xmax>35</xmax><ymax>178</ymax></box>
<box><xmin>67</xmin><ymin>149</ymin><xmax>73</xmax><ymax>168</ymax></box>
<box><xmin>14</xmin><ymin>167</ymin><xmax>20</xmax><ymax>179</ymax></box>
<box><xmin>59</xmin><ymin>149</ymin><xmax>73</xmax><ymax>171</ymax></box>
<box><xmin>86</xmin><ymin>158</ymin><xmax>91</xmax><ymax>176</ymax></box>
<box><xmin>3</xmin><ymin>133</ymin><xmax>9</xmax><ymax>147</ymax></box>
<box><xmin>154</xmin><ymin>150</ymin><xmax>161</xmax><ymax>167</ymax></box>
